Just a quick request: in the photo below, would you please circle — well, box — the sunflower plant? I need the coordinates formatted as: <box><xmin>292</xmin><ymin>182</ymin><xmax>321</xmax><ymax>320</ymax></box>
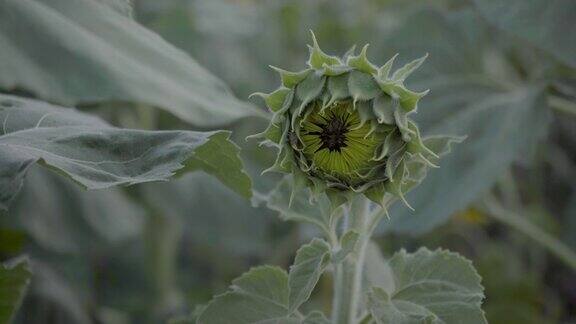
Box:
<box><xmin>196</xmin><ymin>33</ymin><xmax>487</xmax><ymax>324</ymax></box>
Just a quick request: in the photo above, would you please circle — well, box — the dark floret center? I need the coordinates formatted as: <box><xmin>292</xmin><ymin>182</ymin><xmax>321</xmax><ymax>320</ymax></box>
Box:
<box><xmin>310</xmin><ymin>114</ymin><xmax>350</xmax><ymax>153</ymax></box>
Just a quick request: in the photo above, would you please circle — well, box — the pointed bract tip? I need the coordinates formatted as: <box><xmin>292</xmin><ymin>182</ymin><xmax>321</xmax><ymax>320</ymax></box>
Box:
<box><xmin>248</xmin><ymin>92</ymin><xmax>266</xmax><ymax>100</ymax></box>
<box><xmin>383</xmin><ymin>207</ymin><xmax>391</xmax><ymax>220</ymax></box>
<box><xmin>345</xmin><ymin>44</ymin><xmax>357</xmax><ymax>56</ymax></box>
<box><xmin>268</xmin><ymin>65</ymin><xmax>282</xmax><ymax>72</ymax></box>
<box><xmin>306</xmin><ymin>44</ymin><xmax>314</xmax><ymax>55</ymax></box>
<box><xmin>400</xmin><ymin>192</ymin><xmax>415</xmax><ymax>211</ymax></box>
<box><xmin>414</xmin><ymin>53</ymin><xmax>429</xmax><ymax>66</ymax></box>
<box><xmin>245</xmin><ymin>132</ymin><xmax>264</xmax><ymax>142</ymax></box>
<box><xmin>379</xmin><ymin>53</ymin><xmax>399</xmax><ymax>78</ymax></box>
<box><xmin>309</xmin><ymin>30</ymin><xmax>319</xmax><ymax>47</ymax></box>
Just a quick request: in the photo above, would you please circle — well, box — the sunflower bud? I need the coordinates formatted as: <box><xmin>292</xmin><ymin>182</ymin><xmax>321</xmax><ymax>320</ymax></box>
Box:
<box><xmin>251</xmin><ymin>32</ymin><xmax>460</xmax><ymax>207</ymax></box>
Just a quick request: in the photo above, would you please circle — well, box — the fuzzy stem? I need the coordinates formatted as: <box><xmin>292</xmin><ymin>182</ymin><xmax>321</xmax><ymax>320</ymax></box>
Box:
<box><xmin>347</xmin><ymin>233</ymin><xmax>369</xmax><ymax>323</ymax></box>
<box><xmin>144</xmin><ymin>212</ymin><xmax>185</xmax><ymax>317</ymax></box>
<box><xmin>331</xmin><ymin>198</ymin><xmax>372</xmax><ymax>324</ymax></box>
<box><xmin>331</xmin><ymin>207</ymin><xmax>348</xmax><ymax>323</ymax></box>
<box><xmin>135</xmin><ymin>106</ymin><xmax>184</xmax><ymax>316</ymax></box>
<box><xmin>331</xmin><ymin>262</ymin><xmax>347</xmax><ymax>323</ymax></box>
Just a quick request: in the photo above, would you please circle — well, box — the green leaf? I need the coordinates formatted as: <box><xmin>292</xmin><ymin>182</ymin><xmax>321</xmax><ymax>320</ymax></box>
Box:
<box><xmin>181</xmin><ymin>132</ymin><xmax>253</xmax><ymax>199</ymax></box>
<box><xmin>473</xmin><ymin>0</ymin><xmax>576</xmax><ymax>69</ymax></box>
<box><xmin>200</xmin><ymin>239</ymin><xmax>332</xmax><ymax>323</ymax></box>
<box><xmin>233</xmin><ymin>266</ymin><xmax>289</xmax><ymax>309</ymax></box>
<box><xmin>372</xmin><ymin>8</ymin><xmax>552</xmax><ymax>234</ymax></box>
<box><xmin>288</xmin><ymin>239</ymin><xmax>331</xmax><ymax>312</ymax></box>
<box><xmin>0</xmin><ymin>258</ymin><xmax>31</xmax><ymax>323</ymax></box>
<box><xmin>0</xmin><ymin>0</ymin><xmax>261</xmax><ymax>128</ymax></box>
<box><xmin>333</xmin><ymin>230</ymin><xmax>360</xmax><ymax>264</ymax></box>
<box><xmin>386</xmin><ymin>86</ymin><xmax>550</xmax><ymax>234</ymax></box>
<box><xmin>366</xmin><ymin>248</ymin><xmax>486</xmax><ymax>324</ymax></box>
<box><xmin>198</xmin><ymin>266</ymin><xmax>293</xmax><ymax>324</ymax></box>
<box><xmin>0</xmin><ymin>94</ymin><xmax>252</xmax><ymax>210</ymax></box>
<box><xmin>303</xmin><ymin>311</ymin><xmax>330</xmax><ymax>324</ymax></box>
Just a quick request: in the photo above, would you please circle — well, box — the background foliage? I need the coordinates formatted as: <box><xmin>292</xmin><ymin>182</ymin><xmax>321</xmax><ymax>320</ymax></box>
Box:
<box><xmin>1</xmin><ymin>0</ymin><xmax>575</xmax><ymax>323</ymax></box>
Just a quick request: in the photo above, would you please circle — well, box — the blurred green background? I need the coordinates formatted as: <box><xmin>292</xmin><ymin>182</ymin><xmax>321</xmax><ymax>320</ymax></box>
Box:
<box><xmin>2</xmin><ymin>0</ymin><xmax>576</xmax><ymax>323</ymax></box>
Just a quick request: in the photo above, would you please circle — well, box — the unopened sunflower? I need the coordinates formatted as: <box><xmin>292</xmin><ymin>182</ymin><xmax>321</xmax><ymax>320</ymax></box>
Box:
<box><xmin>251</xmin><ymin>32</ymin><xmax>461</xmax><ymax>207</ymax></box>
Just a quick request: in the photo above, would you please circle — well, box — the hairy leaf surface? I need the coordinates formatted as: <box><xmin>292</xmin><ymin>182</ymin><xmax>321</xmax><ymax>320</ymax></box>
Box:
<box><xmin>199</xmin><ymin>239</ymin><xmax>331</xmax><ymax>324</ymax></box>
<box><xmin>0</xmin><ymin>94</ymin><xmax>251</xmax><ymax>210</ymax></box>
<box><xmin>373</xmin><ymin>8</ymin><xmax>552</xmax><ymax>234</ymax></box>
<box><xmin>473</xmin><ymin>0</ymin><xmax>576</xmax><ymax>69</ymax></box>
<box><xmin>0</xmin><ymin>0</ymin><xmax>262</xmax><ymax>127</ymax></box>
<box><xmin>366</xmin><ymin>248</ymin><xmax>486</xmax><ymax>324</ymax></box>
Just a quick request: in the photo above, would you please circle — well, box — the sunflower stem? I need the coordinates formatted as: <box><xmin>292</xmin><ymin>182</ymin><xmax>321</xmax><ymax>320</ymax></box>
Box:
<box><xmin>331</xmin><ymin>198</ymin><xmax>371</xmax><ymax>324</ymax></box>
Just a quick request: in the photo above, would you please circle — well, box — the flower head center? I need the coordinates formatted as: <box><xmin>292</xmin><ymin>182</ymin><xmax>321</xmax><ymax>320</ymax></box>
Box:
<box><xmin>299</xmin><ymin>101</ymin><xmax>383</xmax><ymax>184</ymax></box>
<box><xmin>315</xmin><ymin>114</ymin><xmax>349</xmax><ymax>152</ymax></box>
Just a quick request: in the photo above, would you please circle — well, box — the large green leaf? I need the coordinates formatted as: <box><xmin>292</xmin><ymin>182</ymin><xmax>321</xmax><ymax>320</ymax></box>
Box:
<box><xmin>198</xmin><ymin>266</ymin><xmax>293</xmax><ymax>324</ymax></box>
<box><xmin>0</xmin><ymin>94</ymin><xmax>252</xmax><ymax>210</ymax></box>
<box><xmin>366</xmin><ymin>248</ymin><xmax>486</xmax><ymax>324</ymax></box>
<box><xmin>373</xmin><ymin>8</ymin><xmax>552</xmax><ymax>234</ymax></box>
<box><xmin>0</xmin><ymin>258</ymin><xmax>31</xmax><ymax>323</ymax></box>
<box><xmin>181</xmin><ymin>132</ymin><xmax>252</xmax><ymax>200</ymax></box>
<box><xmin>473</xmin><ymin>0</ymin><xmax>576</xmax><ymax>69</ymax></box>
<box><xmin>0</xmin><ymin>0</ymin><xmax>262</xmax><ymax>127</ymax></box>
<box><xmin>385</xmin><ymin>85</ymin><xmax>549</xmax><ymax>234</ymax></box>
<box><xmin>199</xmin><ymin>239</ymin><xmax>331</xmax><ymax>324</ymax></box>
<box><xmin>302</xmin><ymin>311</ymin><xmax>330</xmax><ymax>324</ymax></box>
<box><xmin>287</xmin><ymin>239</ymin><xmax>331</xmax><ymax>312</ymax></box>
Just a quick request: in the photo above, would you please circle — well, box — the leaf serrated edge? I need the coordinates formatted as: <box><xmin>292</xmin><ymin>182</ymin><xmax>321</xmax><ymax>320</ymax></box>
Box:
<box><xmin>391</xmin><ymin>247</ymin><xmax>486</xmax><ymax>296</ymax></box>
